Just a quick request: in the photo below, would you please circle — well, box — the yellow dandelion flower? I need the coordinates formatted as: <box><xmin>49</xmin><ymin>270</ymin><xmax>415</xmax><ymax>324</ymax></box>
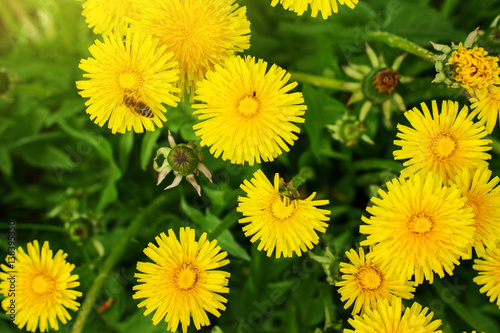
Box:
<box><xmin>470</xmin><ymin>85</ymin><xmax>500</xmax><ymax>133</ymax></box>
<box><xmin>394</xmin><ymin>100</ymin><xmax>492</xmax><ymax>181</ymax></box>
<box><xmin>345</xmin><ymin>297</ymin><xmax>442</xmax><ymax>333</ymax></box>
<box><xmin>446</xmin><ymin>42</ymin><xmax>500</xmax><ymax>93</ymax></box>
<box><xmin>450</xmin><ymin>167</ymin><xmax>500</xmax><ymax>259</ymax></box>
<box><xmin>360</xmin><ymin>172</ymin><xmax>475</xmax><ymax>285</ymax></box>
<box><xmin>132</xmin><ymin>0</ymin><xmax>251</xmax><ymax>97</ymax></box>
<box><xmin>193</xmin><ymin>56</ymin><xmax>306</xmax><ymax>165</ymax></box>
<box><xmin>82</xmin><ymin>0</ymin><xmax>136</xmax><ymax>35</ymax></box>
<box><xmin>473</xmin><ymin>246</ymin><xmax>500</xmax><ymax>308</ymax></box>
<box><xmin>133</xmin><ymin>227</ymin><xmax>230</xmax><ymax>333</ymax></box>
<box><xmin>76</xmin><ymin>29</ymin><xmax>180</xmax><ymax>134</ymax></box>
<box><xmin>237</xmin><ymin>169</ymin><xmax>330</xmax><ymax>258</ymax></box>
<box><xmin>336</xmin><ymin>247</ymin><xmax>415</xmax><ymax>315</ymax></box>
<box><xmin>0</xmin><ymin>240</ymin><xmax>82</xmax><ymax>332</ymax></box>
<box><xmin>271</xmin><ymin>0</ymin><xmax>359</xmax><ymax>19</ymax></box>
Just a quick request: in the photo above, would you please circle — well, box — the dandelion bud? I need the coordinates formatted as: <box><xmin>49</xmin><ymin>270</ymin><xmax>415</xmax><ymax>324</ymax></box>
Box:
<box><xmin>154</xmin><ymin>131</ymin><xmax>212</xmax><ymax>195</ymax></box>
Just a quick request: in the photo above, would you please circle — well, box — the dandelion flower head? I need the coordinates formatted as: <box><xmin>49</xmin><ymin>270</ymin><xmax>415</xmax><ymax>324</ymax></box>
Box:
<box><xmin>0</xmin><ymin>240</ymin><xmax>82</xmax><ymax>332</ymax></box>
<box><xmin>133</xmin><ymin>227</ymin><xmax>230</xmax><ymax>333</ymax></box>
<box><xmin>471</xmin><ymin>85</ymin><xmax>500</xmax><ymax>134</ymax></box>
<box><xmin>446</xmin><ymin>43</ymin><xmax>500</xmax><ymax>93</ymax></box>
<box><xmin>336</xmin><ymin>247</ymin><xmax>415</xmax><ymax>315</ymax></box>
<box><xmin>473</xmin><ymin>245</ymin><xmax>500</xmax><ymax>308</ymax></box>
<box><xmin>394</xmin><ymin>100</ymin><xmax>491</xmax><ymax>181</ymax></box>
<box><xmin>193</xmin><ymin>56</ymin><xmax>306</xmax><ymax>166</ymax></box>
<box><xmin>450</xmin><ymin>167</ymin><xmax>500</xmax><ymax>259</ymax></box>
<box><xmin>132</xmin><ymin>0</ymin><xmax>251</xmax><ymax>97</ymax></box>
<box><xmin>344</xmin><ymin>297</ymin><xmax>442</xmax><ymax>333</ymax></box>
<box><xmin>360</xmin><ymin>172</ymin><xmax>475</xmax><ymax>285</ymax></box>
<box><xmin>77</xmin><ymin>29</ymin><xmax>180</xmax><ymax>134</ymax></box>
<box><xmin>271</xmin><ymin>0</ymin><xmax>359</xmax><ymax>19</ymax></box>
<box><xmin>82</xmin><ymin>0</ymin><xmax>136</xmax><ymax>35</ymax></box>
<box><xmin>237</xmin><ymin>169</ymin><xmax>330</xmax><ymax>258</ymax></box>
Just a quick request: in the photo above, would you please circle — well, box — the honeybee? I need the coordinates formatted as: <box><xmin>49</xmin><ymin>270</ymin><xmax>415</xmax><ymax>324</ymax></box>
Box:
<box><xmin>123</xmin><ymin>95</ymin><xmax>154</xmax><ymax>118</ymax></box>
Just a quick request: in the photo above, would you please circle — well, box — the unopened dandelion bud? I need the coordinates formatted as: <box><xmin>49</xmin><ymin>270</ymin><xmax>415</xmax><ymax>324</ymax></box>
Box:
<box><xmin>167</xmin><ymin>144</ymin><xmax>200</xmax><ymax>176</ymax></box>
<box><xmin>362</xmin><ymin>68</ymin><xmax>400</xmax><ymax>104</ymax></box>
<box><xmin>154</xmin><ymin>133</ymin><xmax>212</xmax><ymax>195</ymax></box>
<box><xmin>327</xmin><ymin>113</ymin><xmax>370</xmax><ymax>147</ymax></box>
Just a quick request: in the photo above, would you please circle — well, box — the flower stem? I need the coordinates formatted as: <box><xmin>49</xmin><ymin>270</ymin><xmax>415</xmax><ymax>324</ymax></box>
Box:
<box><xmin>366</xmin><ymin>31</ymin><xmax>438</xmax><ymax>64</ymax></box>
<box><xmin>289</xmin><ymin>72</ymin><xmax>360</xmax><ymax>92</ymax></box>
<box><xmin>441</xmin><ymin>0</ymin><xmax>459</xmax><ymax>19</ymax></box>
<box><xmin>70</xmin><ymin>195</ymin><xmax>167</xmax><ymax>333</ymax></box>
<box><xmin>291</xmin><ymin>166</ymin><xmax>315</xmax><ymax>188</ymax></box>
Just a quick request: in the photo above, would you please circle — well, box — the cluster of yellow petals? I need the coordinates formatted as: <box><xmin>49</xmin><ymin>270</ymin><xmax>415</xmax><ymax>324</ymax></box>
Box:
<box><xmin>447</xmin><ymin>43</ymin><xmax>500</xmax><ymax>93</ymax></box>
<box><xmin>271</xmin><ymin>0</ymin><xmax>359</xmax><ymax>19</ymax></box>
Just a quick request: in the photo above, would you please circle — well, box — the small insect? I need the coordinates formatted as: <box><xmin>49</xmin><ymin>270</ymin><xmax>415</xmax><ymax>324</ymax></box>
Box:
<box><xmin>123</xmin><ymin>95</ymin><xmax>154</xmax><ymax>118</ymax></box>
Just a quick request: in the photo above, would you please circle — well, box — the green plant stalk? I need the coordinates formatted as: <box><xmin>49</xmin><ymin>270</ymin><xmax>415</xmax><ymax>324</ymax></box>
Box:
<box><xmin>289</xmin><ymin>72</ymin><xmax>360</xmax><ymax>92</ymax></box>
<box><xmin>366</xmin><ymin>31</ymin><xmax>438</xmax><ymax>64</ymax></box>
<box><xmin>290</xmin><ymin>166</ymin><xmax>315</xmax><ymax>188</ymax></box>
<box><xmin>441</xmin><ymin>0</ymin><xmax>459</xmax><ymax>19</ymax></box>
<box><xmin>71</xmin><ymin>195</ymin><xmax>167</xmax><ymax>333</ymax></box>
<box><xmin>432</xmin><ymin>279</ymin><xmax>490</xmax><ymax>332</ymax></box>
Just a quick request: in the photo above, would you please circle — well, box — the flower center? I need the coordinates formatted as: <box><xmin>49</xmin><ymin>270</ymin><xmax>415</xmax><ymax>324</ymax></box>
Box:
<box><xmin>373</xmin><ymin>68</ymin><xmax>400</xmax><ymax>93</ymax></box>
<box><xmin>431</xmin><ymin>133</ymin><xmax>456</xmax><ymax>160</ymax></box>
<box><xmin>118</xmin><ymin>71</ymin><xmax>141</xmax><ymax>91</ymax></box>
<box><xmin>175</xmin><ymin>263</ymin><xmax>199</xmax><ymax>291</ymax></box>
<box><xmin>408</xmin><ymin>214</ymin><xmax>433</xmax><ymax>234</ymax></box>
<box><xmin>31</xmin><ymin>273</ymin><xmax>56</xmax><ymax>295</ymax></box>
<box><xmin>237</xmin><ymin>95</ymin><xmax>260</xmax><ymax>117</ymax></box>
<box><xmin>270</xmin><ymin>195</ymin><xmax>295</xmax><ymax>220</ymax></box>
<box><xmin>167</xmin><ymin>144</ymin><xmax>199</xmax><ymax>176</ymax></box>
<box><xmin>356</xmin><ymin>266</ymin><xmax>382</xmax><ymax>290</ymax></box>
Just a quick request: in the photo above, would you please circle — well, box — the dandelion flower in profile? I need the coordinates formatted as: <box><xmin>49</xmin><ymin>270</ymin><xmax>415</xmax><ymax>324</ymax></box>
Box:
<box><xmin>473</xmin><ymin>246</ymin><xmax>500</xmax><ymax>308</ymax></box>
<box><xmin>77</xmin><ymin>29</ymin><xmax>180</xmax><ymax>134</ymax></box>
<box><xmin>237</xmin><ymin>169</ymin><xmax>330</xmax><ymax>258</ymax></box>
<box><xmin>133</xmin><ymin>227</ymin><xmax>230</xmax><ymax>333</ymax></box>
<box><xmin>450</xmin><ymin>167</ymin><xmax>500</xmax><ymax>259</ymax></box>
<box><xmin>82</xmin><ymin>0</ymin><xmax>136</xmax><ymax>35</ymax></box>
<box><xmin>344</xmin><ymin>297</ymin><xmax>442</xmax><ymax>333</ymax></box>
<box><xmin>360</xmin><ymin>172</ymin><xmax>475</xmax><ymax>285</ymax></box>
<box><xmin>0</xmin><ymin>240</ymin><xmax>82</xmax><ymax>332</ymax></box>
<box><xmin>271</xmin><ymin>0</ymin><xmax>359</xmax><ymax>19</ymax></box>
<box><xmin>446</xmin><ymin>42</ymin><xmax>500</xmax><ymax>93</ymax></box>
<box><xmin>336</xmin><ymin>247</ymin><xmax>415</xmax><ymax>315</ymax></box>
<box><xmin>394</xmin><ymin>100</ymin><xmax>491</xmax><ymax>181</ymax></box>
<box><xmin>470</xmin><ymin>85</ymin><xmax>500</xmax><ymax>133</ymax></box>
<box><xmin>193</xmin><ymin>56</ymin><xmax>306</xmax><ymax>165</ymax></box>
<box><xmin>132</xmin><ymin>0</ymin><xmax>251</xmax><ymax>97</ymax></box>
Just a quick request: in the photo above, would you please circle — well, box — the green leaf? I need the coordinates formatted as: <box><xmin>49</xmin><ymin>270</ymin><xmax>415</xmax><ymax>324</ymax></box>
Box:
<box><xmin>57</xmin><ymin>119</ymin><xmax>115</xmax><ymax>163</ymax></box>
<box><xmin>180</xmin><ymin>196</ymin><xmax>250</xmax><ymax>261</ymax></box>
<box><xmin>0</xmin><ymin>147</ymin><xmax>12</xmax><ymax>177</ymax></box>
<box><xmin>118</xmin><ymin>131</ymin><xmax>134</xmax><ymax>172</ymax></box>
<box><xmin>18</xmin><ymin>143</ymin><xmax>76</xmax><ymax>170</ymax></box>
<box><xmin>383</xmin><ymin>3</ymin><xmax>462</xmax><ymax>45</ymax></box>
<box><xmin>45</xmin><ymin>98</ymin><xmax>86</xmax><ymax>127</ymax></box>
<box><xmin>96</xmin><ymin>167</ymin><xmax>122</xmax><ymax>213</ymax></box>
<box><xmin>140</xmin><ymin>131</ymin><xmax>162</xmax><ymax>171</ymax></box>
<box><xmin>301</xmin><ymin>85</ymin><xmax>346</xmax><ymax>161</ymax></box>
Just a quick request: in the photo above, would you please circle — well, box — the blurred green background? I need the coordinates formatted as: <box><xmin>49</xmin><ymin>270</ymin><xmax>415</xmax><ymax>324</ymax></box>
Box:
<box><xmin>1</xmin><ymin>0</ymin><xmax>500</xmax><ymax>332</ymax></box>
